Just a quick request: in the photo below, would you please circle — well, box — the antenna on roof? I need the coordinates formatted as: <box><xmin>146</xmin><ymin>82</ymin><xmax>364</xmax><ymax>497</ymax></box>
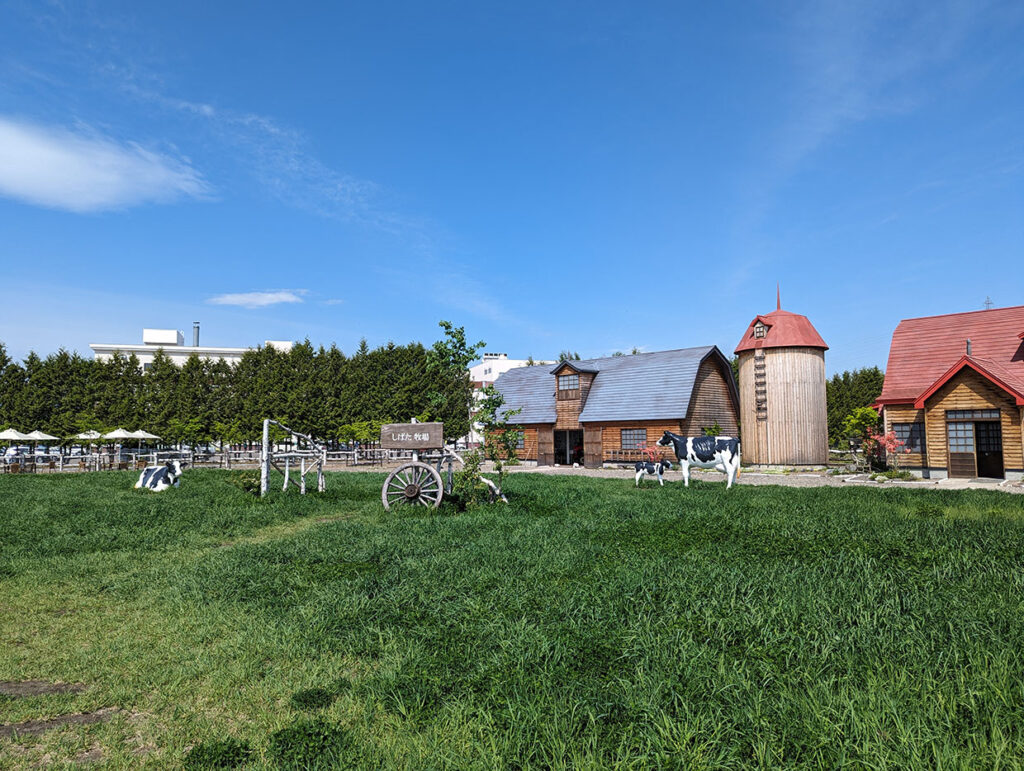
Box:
<box><xmin>984</xmin><ymin>296</ymin><xmax>993</xmax><ymax>310</ymax></box>
<box><xmin>776</xmin><ymin>283</ymin><xmax>781</xmax><ymax>311</ymax></box>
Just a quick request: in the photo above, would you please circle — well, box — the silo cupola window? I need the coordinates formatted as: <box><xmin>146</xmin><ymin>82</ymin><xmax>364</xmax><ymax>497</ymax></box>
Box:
<box><xmin>753</xmin><ymin>322</ymin><xmax>767</xmax><ymax>339</ymax></box>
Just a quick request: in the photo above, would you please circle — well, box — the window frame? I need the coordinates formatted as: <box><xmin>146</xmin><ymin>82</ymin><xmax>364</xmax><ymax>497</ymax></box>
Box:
<box><xmin>892</xmin><ymin>422</ymin><xmax>924</xmax><ymax>453</ymax></box>
<box><xmin>620</xmin><ymin>428</ymin><xmax>647</xmax><ymax>450</ymax></box>
<box><xmin>557</xmin><ymin>373</ymin><xmax>580</xmax><ymax>400</ymax></box>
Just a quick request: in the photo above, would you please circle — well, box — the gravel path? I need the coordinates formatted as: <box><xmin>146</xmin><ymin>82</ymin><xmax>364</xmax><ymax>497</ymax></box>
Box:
<box><xmin>497</xmin><ymin>462</ymin><xmax>1024</xmax><ymax>493</ymax></box>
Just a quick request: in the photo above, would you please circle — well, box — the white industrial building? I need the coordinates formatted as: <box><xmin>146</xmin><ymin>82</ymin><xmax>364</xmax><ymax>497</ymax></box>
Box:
<box><xmin>89</xmin><ymin>323</ymin><xmax>292</xmax><ymax>369</ymax></box>
<box><xmin>466</xmin><ymin>353</ymin><xmax>552</xmax><ymax>446</ymax></box>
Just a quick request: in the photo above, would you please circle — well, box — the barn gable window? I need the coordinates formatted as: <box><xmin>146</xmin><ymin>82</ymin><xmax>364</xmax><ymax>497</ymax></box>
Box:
<box><xmin>557</xmin><ymin>373</ymin><xmax>580</xmax><ymax>400</ymax></box>
<box><xmin>621</xmin><ymin>428</ymin><xmax>647</xmax><ymax>449</ymax></box>
<box><xmin>753</xmin><ymin>321</ymin><xmax>767</xmax><ymax>339</ymax></box>
<box><xmin>892</xmin><ymin>422</ymin><xmax>924</xmax><ymax>452</ymax></box>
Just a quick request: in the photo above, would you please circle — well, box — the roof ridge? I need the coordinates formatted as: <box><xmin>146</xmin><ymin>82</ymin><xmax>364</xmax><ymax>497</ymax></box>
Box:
<box><xmin>896</xmin><ymin>304</ymin><xmax>1024</xmax><ymax>325</ymax></box>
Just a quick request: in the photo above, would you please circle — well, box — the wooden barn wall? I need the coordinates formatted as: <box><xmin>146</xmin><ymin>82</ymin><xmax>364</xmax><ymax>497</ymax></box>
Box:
<box><xmin>683</xmin><ymin>356</ymin><xmax>739</xmax><ymax>436</ymax></box>
<box><xmin>736</xmin><ymin>352</ymin><xmax>762</xmax><ymax>462</ymax></box>
<box><xmin>764</xmin><ymin>348</ymin><xmax>828</xmax><ymax>465</ymax></box>
<box><xmin>554</xmin><ymin>372</ymin><xmax>596</xmax><ymax>430</ymax></box>
<box><xmin>597</xmin><ymin>420</ymin><xmax>686</xmax><ymax>455</ymax></box>
<box><xmin>510</xmin><ymin>426</ymin><xmax>541</xmax><ymax>461</ymax></box>
<box><xmin>922</xmin><ymin>369</ymin><xmax>1023</xmax><ymax>472</ymax></box>
<box><xmin>882</xmin><ymin>405</ymin><xmax>926</xmax><ymax>467</ymax></box>
<box><xmin>739</xmin><ymin>347</ymin><xmax>827</xmax><ymax>465</ymax></box>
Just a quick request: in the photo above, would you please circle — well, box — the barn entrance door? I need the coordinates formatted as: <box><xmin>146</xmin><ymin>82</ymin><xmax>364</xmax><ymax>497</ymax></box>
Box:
<box><xmin>947</xmin><ymin>419</ymin><xmax>1004</xmax><ymax>478</ymax></box>
<box><xmin>947</xmin><ymin>422</ymin><xmax>976</xmax><ymax>478</ymax></box>
<box><xmin>975</xmin><ymin>421</ymin><xmax>1004</xmax><ymax>478</ymax></box>
<box><xmin>553</xmin><ymin>430</ymin><xmax>584</xmax><ymax>465</ymax></box>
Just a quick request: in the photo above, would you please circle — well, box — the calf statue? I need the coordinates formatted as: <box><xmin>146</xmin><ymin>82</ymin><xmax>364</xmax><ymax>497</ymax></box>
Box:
<box><xmin>635</xmin><ymin>459</ymin><xmax>673</xmax><ymax>487</ymax></box>
<box><xmin>656</xmin><ymin>432</ymin><xmax>741</xmax><ymax>489</ymax></box>
<box><xmin>135</xmin><ymin>460</ymin><xmax>187</xmax><ymax>492</ymax></box>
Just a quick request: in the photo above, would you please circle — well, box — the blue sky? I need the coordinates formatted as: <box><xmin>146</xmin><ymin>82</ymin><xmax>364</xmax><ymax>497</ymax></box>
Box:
<box><xmin>1</xmin><ymin>0</ymin><xmax>1022</xmax><ymax>373</ymax></box>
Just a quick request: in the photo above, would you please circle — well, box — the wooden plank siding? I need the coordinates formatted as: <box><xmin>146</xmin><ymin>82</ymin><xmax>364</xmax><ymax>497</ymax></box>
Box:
<box><xmin>920</xmin><ymin>368</ymin><xmax>1023</xmax><ymax>473</ymax></box>
<box><xmin>554</xmin><ymin>371</ymin><xmax>596</xmax><ymax>430</ymax></box>
<box><xmin>738</xmin><ymin>347</ymin><xmax>827</xmax><ymax>465</ymax></box>
<box><xmin>882</xmin><ymin>405</ymin><xmax>927</xmax><ymax>468</ymax></box>
<box><xmin>684</xmin><ymin>355</ymin><xmax>740</xmax><ymax>436</ymax></box>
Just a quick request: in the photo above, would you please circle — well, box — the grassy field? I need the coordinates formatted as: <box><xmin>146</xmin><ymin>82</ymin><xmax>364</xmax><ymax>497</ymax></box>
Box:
<box><xmin>1</xmin><ymin>470</ymin><xmax>1024</xmax><ymax>768</ymax></box>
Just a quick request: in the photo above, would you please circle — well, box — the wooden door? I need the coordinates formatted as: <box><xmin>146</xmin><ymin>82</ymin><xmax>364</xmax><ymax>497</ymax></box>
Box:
<box><xmin>947</xmin><ymin>421</ymin><xmax>976</xmax><ymax>478</ymax></box>
<box><xmin>537</xmin><ymin>427</ymin><xmax>554</xmax><ymax>466</ymax></box>
<box><xmin>583</xmin><ymin>426</ymin><xmax>602</xmax><ymax>468</ymax></box>
<box><xmin>975</xmin><ymin>421</ymin><xmax>1004</xmax><ymax>478</ymax></box>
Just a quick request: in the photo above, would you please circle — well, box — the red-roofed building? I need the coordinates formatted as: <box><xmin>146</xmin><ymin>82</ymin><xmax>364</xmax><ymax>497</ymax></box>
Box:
<box><xmin>876</xmin><ymin>305</ymin><xmax>1024</xmax><ymax>480</ymax></box>
<box><xmin>734</xmin><ymin>294</ymin><xmax>829</xmax><ymax>466</ymax></box>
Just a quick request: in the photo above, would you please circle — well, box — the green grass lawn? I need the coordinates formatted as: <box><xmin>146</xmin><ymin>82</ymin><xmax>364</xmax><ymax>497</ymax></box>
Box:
<box><xmin>1</xmin><ymin>470</ymin><xmax>1024</xmax><ymax>768</ymax></box>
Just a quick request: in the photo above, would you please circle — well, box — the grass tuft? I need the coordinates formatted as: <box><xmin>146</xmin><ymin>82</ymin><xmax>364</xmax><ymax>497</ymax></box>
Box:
<box><xmin>267</xmin><ymin>718</ymin><xmax>354</xmax><ymax>769</ymax></box>
<box><xmin>183</xmin><ymin>738</ymin><xmax>253</xmax><ymax>769</ymax></box>
<box><xmin>290</xmin><ymin>686</ymin><xmax>335</xmax><ymax>711</ymax></box>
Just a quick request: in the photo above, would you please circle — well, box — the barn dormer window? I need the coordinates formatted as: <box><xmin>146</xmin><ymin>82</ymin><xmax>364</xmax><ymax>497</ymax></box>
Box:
<box><xmin>557</xmin><ymin>373</ymin><xmax>580</xmax><ymax>400</ymax></box>
<box><xmin>753</xmin><ymin>322</ymin><xmax>767</xmax><ymax>339</ymax></box>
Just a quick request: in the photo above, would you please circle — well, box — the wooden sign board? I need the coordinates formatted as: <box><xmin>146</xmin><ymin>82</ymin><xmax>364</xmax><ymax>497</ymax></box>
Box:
<box><xmin>380</xmin><ymin>422</ymin><xmax>444</xmax><ymax>450</ymax></box>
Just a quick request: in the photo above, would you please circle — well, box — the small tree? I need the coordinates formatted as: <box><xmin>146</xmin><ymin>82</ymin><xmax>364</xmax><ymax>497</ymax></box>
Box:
<box><xmin>476</xmin><ymin>384</ymin><xmax>522</xmax><ymax>491</ymax></box>
<box><xmin>862</xmin><ymin>429</ymin><xmax>907</xmax><ymax>472</ymax></box>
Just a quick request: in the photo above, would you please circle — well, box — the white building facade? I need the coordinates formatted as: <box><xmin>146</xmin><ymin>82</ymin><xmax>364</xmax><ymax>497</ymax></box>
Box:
<box><xmin>466</xmin><ymin>353</ymin><xmax>552</xmax><ymax>446</ymax></box>
<box><xmin>89</xmin><ymin>326</ymin><xmax>293</xmax><ymax>370</ymax></box>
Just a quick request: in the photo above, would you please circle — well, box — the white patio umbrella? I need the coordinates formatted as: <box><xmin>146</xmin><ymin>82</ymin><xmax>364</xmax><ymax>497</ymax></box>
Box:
<box><xmin>26</xmin><ymin>430</ymin><xmax>59</xmax><ymax>442</ymax></box>
<box><xmin>0</xmin><ymin>429</ymin><xmax>32</xmax><ymax>462</ymax></box>
<box><xmin>74</xmin><ymin>430</ymin><xmax>103</xmax><ymax>441</ymax></box>
<box><xmin>103</xmin><ymin>428</ymin><xmax>136</xmax><ymax>441</ymax></box>
<box><xmin>129</xmin><ymin>430</ymin><xmax>161</xmax><ymax>440</ymax></box>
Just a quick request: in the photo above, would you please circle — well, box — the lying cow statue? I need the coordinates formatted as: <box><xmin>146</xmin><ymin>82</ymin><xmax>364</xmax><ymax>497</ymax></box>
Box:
<box><xmin>656</xmin><ymin>431</ymin><xmax>741</xmax><ymax>489</ymax></box>
<box><xmin>135</xmin><ymin>460</ymin><xmax>187</xmax><ymax>492</ymax></box>
<box><xmin>634</xmin><ymin>459</ymin><xmax>673</xmax><ymax>487</ymax></box>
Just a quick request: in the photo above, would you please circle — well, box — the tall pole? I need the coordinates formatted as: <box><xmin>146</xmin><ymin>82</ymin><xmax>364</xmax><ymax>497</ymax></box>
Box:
<box><xmin>260</xmin><ymin>418</ymin><xmax>270</xmax><ymax>497</ymax></box>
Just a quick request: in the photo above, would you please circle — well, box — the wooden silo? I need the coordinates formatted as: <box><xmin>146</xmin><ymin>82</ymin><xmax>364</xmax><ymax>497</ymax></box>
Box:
<box><xmin>734</xmin><ymin>297</ymin><xmax>828</xmax><ymax>466</ymax></box>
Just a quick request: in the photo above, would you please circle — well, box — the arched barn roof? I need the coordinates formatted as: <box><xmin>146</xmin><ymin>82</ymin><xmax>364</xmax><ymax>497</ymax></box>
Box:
<box><xmin>734</xmin><ymin>309</ymin><xmax>828</xmax><ymax>353</ymax></box>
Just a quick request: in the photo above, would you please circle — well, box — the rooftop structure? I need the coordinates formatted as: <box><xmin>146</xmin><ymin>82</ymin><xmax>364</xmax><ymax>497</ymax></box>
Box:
<box><xmin>90</xmin><ymin>324</ymin><xmax>293</xmax><ymax>369</ymax></box>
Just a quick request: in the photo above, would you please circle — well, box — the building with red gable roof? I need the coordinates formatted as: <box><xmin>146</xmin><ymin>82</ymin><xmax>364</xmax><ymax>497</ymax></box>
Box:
<box><xmin>876</xmin><ymin>305</ymin><xmax>1024</xmax><ymax>480</ymax></box>
<box><xmin>734</xmin><ymin>291</ymin><xmax>829</xmax><ymax>466</ymax></box>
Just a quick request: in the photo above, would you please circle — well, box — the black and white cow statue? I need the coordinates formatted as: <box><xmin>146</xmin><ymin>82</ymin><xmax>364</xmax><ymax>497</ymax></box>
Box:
<box><xmin>634</xmin><ymin>459</ymin><xmax>673</xmax><ymax>487</ymax></box>
<box><xmin>135</xmin><ymin>460</ymin><xmax>187</xmax><ymax>492</ymax></box>
<box><xmin>656</xmin><ymin>432</ymin><xmax>741</xmax><ymax>489</ymax></box>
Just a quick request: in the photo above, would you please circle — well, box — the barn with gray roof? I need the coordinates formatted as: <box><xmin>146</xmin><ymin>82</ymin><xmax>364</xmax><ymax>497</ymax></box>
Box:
<box><xmin>493</xmin><ymin>346</ymin><xmax>739</xmax><ymax>467</ymax></box>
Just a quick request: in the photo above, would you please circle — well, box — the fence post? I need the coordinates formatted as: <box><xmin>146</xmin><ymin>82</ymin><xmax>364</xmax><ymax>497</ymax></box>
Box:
<box><xmin>260</xmin><ymin>419</ymin><xmax>270</xmax><ymax>497</ymax></box>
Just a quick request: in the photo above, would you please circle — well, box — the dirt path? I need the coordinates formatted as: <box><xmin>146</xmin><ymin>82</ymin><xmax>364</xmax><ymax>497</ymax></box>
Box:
<box><xmin>497</xmin><ymin>463</ymin><xmax>1024</xmax><ymax>494</ymax></box>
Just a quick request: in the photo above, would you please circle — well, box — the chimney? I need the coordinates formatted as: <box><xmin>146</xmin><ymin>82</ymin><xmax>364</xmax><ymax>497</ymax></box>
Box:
<box><xmin>193</xmin><ymin>321</ymin><xmax>200</xmax><ymax>347</ymax></box>
<box><xmin>966</xmin><ymin>338</ymin><xmax>972</xmax><ymax>356</ymax></box>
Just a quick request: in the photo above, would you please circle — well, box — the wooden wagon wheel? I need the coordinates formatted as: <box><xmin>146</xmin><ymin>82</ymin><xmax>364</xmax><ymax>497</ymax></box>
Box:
<box><xmin>381</xmin><ymin>462</ymin><xmax>444</xmax><ymax>510</ymax></box>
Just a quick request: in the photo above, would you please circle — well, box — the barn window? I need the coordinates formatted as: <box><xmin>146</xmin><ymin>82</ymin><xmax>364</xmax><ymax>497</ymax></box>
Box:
<box><xmin>753</xmin><ymin>322</ymin><xmax>767</xmax><ymax>339</ymax></box>
<box><xmin>516</xmin><ymin>434</ymin><xmax>525</xmax><ymax>450</ymax></box>
<box><xmin>892</xmin><ymin>423</ymin><xmax>924</xmax><ymax>452</ymax></box>
<box><xmin>557</xmin><ymin>373</ymin><xmax>580</xmax><ymax>400</ymax></box>
<box><xmin>621</xmin><ymin>428</ymin><xmax>647</xmax><ymax>449</ymax></box>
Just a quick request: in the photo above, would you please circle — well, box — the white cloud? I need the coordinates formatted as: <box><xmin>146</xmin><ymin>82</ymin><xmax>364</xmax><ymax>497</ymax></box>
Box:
<box><xmin>206</xmin><ymin>290</ymin><xmax>308</xmax><ymax>309</ymax></box>
<box><xmin>0</xmin><ymin>116</ymin><xmax>210</xmax><ymax>212</ymax></box>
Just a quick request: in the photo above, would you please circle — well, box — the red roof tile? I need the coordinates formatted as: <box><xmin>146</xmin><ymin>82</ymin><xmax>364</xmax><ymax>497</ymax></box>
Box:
<box><xmin>734</xmin><ymin>309</ymin><xmax>828</xmax><ymax>353</ymax></box>
<box><xmin>876</xmin><ymin>305</ymin><xmax>1024</xmax><ymax>406</ymax></box>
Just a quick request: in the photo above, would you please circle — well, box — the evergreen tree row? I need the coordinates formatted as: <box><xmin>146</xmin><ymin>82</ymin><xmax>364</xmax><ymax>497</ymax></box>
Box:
<box><xmin>0</xmin><ymin>323</ymin><xmax>480</xmax><ymax>444</ymax></box>
<box><xmin>825</xmin><ymin>366</ymin><xmax>885</xmax><ymax>445</ymax></box>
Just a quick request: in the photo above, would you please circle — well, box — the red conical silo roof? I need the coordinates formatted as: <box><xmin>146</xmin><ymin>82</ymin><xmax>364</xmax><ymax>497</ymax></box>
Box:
<box><xmin>734</xmin><ymin>308</ymin><xmax>828</xmax><ymax>353</ymax></box>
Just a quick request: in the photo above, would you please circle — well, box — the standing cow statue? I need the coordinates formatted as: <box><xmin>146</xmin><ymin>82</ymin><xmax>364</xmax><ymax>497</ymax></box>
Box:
<box><xmin>656</xmin><ymin>431</ymin><xmax>741</xmax><ymax>489</ymax></box>
<box><xmin>135</xmin><ymin>460</ymin><xmax>187</xmax><ymax>492</ymax></box>
<box><xmin>634</xmin><ymin>459</ymin><xmax>673</xmax><ymax>487</ymax></box>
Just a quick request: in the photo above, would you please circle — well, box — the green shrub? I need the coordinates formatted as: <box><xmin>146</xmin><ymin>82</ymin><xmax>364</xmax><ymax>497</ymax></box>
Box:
<box><xmin>290</xmin><ymin>686</ymin><xmax>335</xmax><ymax>711</ymax></box>
<box><xmin>267</xmin><ymin>719</ymin><xmax>353</xmax><ymax>769</ymax></box>
<box><xmin>227</xmin><ymin>470</ymin><xmax>261</xmax><ymax>496</ymax></box>
<box><xmin>183</xmin><ymin>738</ymin><xmax>253</xmax><ymax>769</ymax></box>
